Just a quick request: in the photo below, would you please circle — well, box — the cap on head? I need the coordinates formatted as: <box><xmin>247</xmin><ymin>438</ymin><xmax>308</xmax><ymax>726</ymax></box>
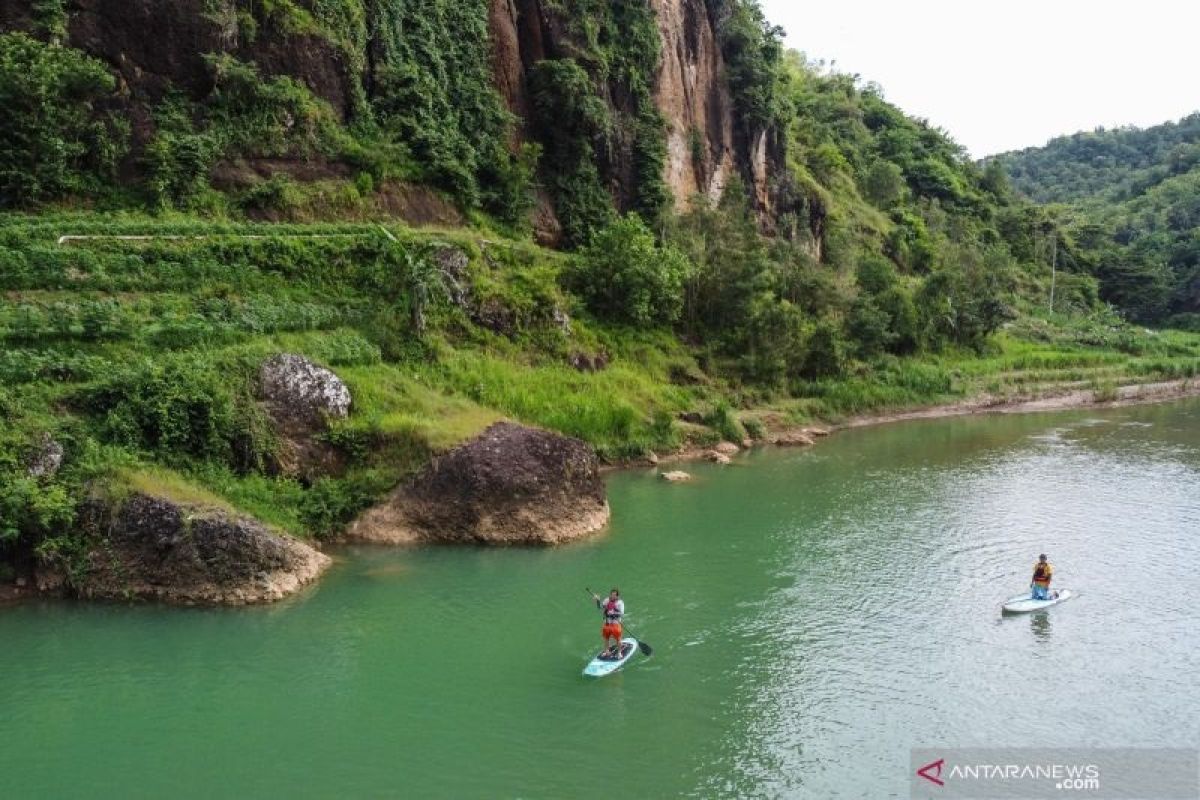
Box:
<box><xmin>1039</xmin><ymin>553</ymin><xmax>1048</xmax><ymax>560</ymax></box>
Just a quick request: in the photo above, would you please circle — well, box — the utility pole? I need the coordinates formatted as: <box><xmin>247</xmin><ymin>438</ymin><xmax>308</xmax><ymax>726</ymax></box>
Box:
<box><xmin>1048</xmin><ymin>229</ymin><xmax>1057</xmax><ymax>315</ymax></box>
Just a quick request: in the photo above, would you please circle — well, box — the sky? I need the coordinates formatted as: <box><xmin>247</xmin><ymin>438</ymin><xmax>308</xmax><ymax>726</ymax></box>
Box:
<box><xmin>759</xmin><ymin>0</ymin><xmax>1200</xmax><ymax>158</ymax></box>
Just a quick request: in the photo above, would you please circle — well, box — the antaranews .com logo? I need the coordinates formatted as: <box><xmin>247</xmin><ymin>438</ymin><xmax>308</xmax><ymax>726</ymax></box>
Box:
<box><xmin>910</xmin><ymin>748</ymin><xmax>1198</xmax><ymax>799</ymax></box>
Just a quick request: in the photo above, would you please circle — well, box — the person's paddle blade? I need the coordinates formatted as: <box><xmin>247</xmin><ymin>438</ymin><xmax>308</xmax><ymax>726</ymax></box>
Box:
<box><xmin>637</xmin><ymin>640</ymin><xmax>653</xmax><ymax>658</ymax></box>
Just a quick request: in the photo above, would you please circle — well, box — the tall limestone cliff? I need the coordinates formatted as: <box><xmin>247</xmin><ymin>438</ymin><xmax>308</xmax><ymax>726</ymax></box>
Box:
<box><xmin>488</xmin><ymin>0</ymin><xmax>747</xmax><ymax>209</ymax></box>
<box><xmin>0</xmin><ymin>0</ymin><xmax>809</xmax><ymax>240</ymax></box>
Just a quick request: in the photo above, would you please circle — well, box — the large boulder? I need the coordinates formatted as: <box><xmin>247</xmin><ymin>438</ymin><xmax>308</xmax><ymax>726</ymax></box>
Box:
<box><xmin>259</xmin><ymin>353</ymin><xmax>351</xmax><ymax>423</ymax></box>
<box><xmin>772</xmin><ymin>431</ymin><xmax>815</xmax><ymax>447</ymax></box>
<box><xmin>72</xmin><ymin>493</ymin><xmax>330</xmax><ymax>605</ymax></box>
<box><xmin>258</xmin><ymin>353</ymin><xmax>351</xmax><ymax>478</ymax></box>
<box><xmin>350</xmin><ymin>422</ymin><xmax>609</xmax><ymax>545</ymax></box>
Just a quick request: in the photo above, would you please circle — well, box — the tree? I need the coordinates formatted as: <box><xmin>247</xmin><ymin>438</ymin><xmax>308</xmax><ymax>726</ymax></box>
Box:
<box><xmin>863</xmin><ymin>160</ymin><xmax>905</xmax><ymax>208</ymax></box>
<box><xmin>739</xmin><ymin>295</ymin><xmax>806</xmax><ymax>385</ymax></box>
<box><xmin>801</xmin><ymin>320</ymin><xmax>846</xmax><ymax>379</ymax></box>
<box><xmin>667</xmin><ymin>183</ymin><xmax>777</xmax><ymax>342</ymax></box>
<box><xmin>980</xmin><ymin>158</ymin><xmax>1011</xmax><ymax>199</ymax></box>
<box><xmin>856</xmin><ymin>254</ymin><xmax>898</xmax><ymax>295</ymax></box>
<box><xmin>575</xmin><ymin>214</ymin><xmax>693</xmax><ymax>327</ymax></box>
<box><xmin>847</xmin><ymin>296</ymin><xmax>894</xmax><ymax>358</ymax></box>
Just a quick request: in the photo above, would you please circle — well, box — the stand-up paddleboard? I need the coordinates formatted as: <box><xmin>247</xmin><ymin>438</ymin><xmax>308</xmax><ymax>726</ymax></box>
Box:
<box><xmin>583</xmin><ymin>638</ymin><xmax>638</xmax><ymax>677</ymax></box>
<box><xmin>1002</xmin><ymin>588</ymin><xmax>1075</xmax><ymax>614</ymax></box>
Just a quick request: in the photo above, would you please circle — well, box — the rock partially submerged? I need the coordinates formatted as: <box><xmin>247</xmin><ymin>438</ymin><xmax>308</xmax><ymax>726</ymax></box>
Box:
<box><xmin>660</xmin><ymin>470</ymin><xmax>691</xmax><ymax>482</ymax></box>
<box><xmin>71</xmin><ymin>493</ymin><xmax>330</xmax><ymax>605</ymax></box>
<box><xmin>350</xmin><ymin>421</ymin><xmax>609</xmax><ymax>545</ymax></box>
<box><xmin>713</xmin><ymin>441</ymin><xmax>740</xmax><ymax>455</ymax></box>
<box><xmin>772</xmin><ymin>431</ymin><xmax>816</xmax><ymax>447</ymax></box>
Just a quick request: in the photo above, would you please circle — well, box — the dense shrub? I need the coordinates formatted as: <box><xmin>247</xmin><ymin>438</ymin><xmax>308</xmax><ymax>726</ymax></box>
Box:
<box><xmin>574</xmin><ymin>214</ymin><xmax>692</xmax><ymax>327</ymax></box>
<box><xmin>529</xmin><ymin>59</ymin><xmax>615</xmax><ymax>248</ymax></box>
<box><xmin>0</xmin><ymin>475</ymin><xmax>75</xmax><ymax>547</ymax></box>
<box><xmin>0</xmin><ymin>33</ymin><xmax>128</xmax><ymax>206</ymax></box>
<box><xmin>83</xmin><ymin>359</ymin><xmax>274</xmax><ymax>472</ymax></box>
<box><xmin>801</xmin><ymin>320</ymin><xmax>846</xmax><ymax>379</ymax></box>
<box><xmin>299</xmin><ymin>470</ymin><xmax>394</xmax><ymax>539</ymax></box>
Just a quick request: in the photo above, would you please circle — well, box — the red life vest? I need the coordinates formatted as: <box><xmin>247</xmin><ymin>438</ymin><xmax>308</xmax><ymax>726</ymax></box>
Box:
<box><xmin>1033</xmin><ymin>563</ymin><xmax>1052</xmax><ymax>583</ymax></box>
<box><xmin>603</xmin><ymin>599</ymin><xmax>623</xmax><ymax>624</ymax></box>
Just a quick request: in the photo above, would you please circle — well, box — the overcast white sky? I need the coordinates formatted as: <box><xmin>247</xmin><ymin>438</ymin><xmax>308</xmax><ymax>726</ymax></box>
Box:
<box><xmin>760</xmin><ymin>0</ymin><xmax>1199</xmax><ymax>158</ymax></box>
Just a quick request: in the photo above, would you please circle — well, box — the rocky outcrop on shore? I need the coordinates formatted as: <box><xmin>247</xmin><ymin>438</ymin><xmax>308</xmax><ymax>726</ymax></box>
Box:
<box><xmin>350</xmin><ymin>421</ymin><xmax>609</xmax><ymax>545</ymax></box>
<box><xmin>68</xmin><ymin>492</ymin><xmax>330</xmax><ymax>605</ymax></box>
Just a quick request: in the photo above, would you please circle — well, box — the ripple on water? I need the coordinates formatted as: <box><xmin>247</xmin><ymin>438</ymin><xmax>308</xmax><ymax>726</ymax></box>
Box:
<box><xmin>4</xmin><ymin>403</ymin><xmax>1200</xmax><ymax>799</ymax></box>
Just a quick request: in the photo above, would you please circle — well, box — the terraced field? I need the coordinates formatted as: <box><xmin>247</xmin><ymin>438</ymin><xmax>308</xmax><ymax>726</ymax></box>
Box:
<box><xmin>2</xmin><ymin>214</ymin><xmax>1198</xmax><ymax>550</ymax></box>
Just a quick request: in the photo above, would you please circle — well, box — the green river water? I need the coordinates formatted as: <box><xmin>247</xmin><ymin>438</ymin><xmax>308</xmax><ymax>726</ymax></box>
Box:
<box><xmin>3</xmin><ymin>401</ymin><xmax>1199</xmax><ymax>798</ymax></box>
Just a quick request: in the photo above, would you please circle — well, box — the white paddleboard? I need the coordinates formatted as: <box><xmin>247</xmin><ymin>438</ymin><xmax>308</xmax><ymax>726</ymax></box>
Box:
<box><xmin>583</xmin><ymin>638</ymin><xmax>638</xmax><ymax>677</ymax></box>
<box><xmin>1002</xmin><ymin>588</ymin><xmax>1075</xmax><ymax>614</ymax></box>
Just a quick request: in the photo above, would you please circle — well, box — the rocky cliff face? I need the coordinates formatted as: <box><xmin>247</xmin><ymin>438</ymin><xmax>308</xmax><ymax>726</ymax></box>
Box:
<box><xmin>485</xmin><ymin>0</ymin><xmax>775</xmax><ymax>216</ymax></box>
<box><xmin>0</xmin><ymin>0</ymin><xmax>794</xmax><ymax>228</ymax></box>
<box><xmin>649</xmin><ymin>0</ymin><xmax>738</xmax><ymax>206</ymax></box>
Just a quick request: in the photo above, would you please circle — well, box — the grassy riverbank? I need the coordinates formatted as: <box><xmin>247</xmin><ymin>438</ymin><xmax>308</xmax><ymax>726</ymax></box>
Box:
<box><xmin>2</xmin><ymin>213</ymin><xmax>1199</xmax><ymax>567</ymax></box>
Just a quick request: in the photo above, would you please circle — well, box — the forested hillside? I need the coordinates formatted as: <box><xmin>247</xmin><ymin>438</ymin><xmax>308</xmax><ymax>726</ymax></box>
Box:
<box><xmin>3</xmin><ymin>0</ymin><xmax>1198</xmax><ymax>589</ymax></box>
<box><xmin>994</xmin><ymin>114</ymin><xmax>1200</xmax><ymax>325</ymax></box>
<box><xmin>996</xmin><ymin>113</ymin><xmax>1200</xmax><ymax>204</ymax></box>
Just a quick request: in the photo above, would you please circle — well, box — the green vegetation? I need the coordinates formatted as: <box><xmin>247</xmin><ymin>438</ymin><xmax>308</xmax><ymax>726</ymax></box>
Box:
<box><xmin>2</xmin><ymin>211</ymin><xmax>1195</xmax><ymax>575</ymax></box>
<box><xmin>996</xmin><ymin>114</ymin><xmax>1200</xmax><ymax>204</ymax></box>
<box><xmin>573</xmin><ymin>214</ymin><xmax>691</xmax><ymax>326</ymax></box>
<box><xmin>0</xmin><ymin>2</ymin><xmax>668</xmax><ymax>237</ymax></box>
<box><xmin>993</xmin><ymin>113</ymin><xmax>1200</xmax><ymax>324</ymax></box>
<box><xmin>0</xmin><ymin>33</ymin><xmax>127</xmax><ymax>205</ymax></box>
<box><xmin>2</xmin><ymin>1</ymin><xmax>1199</xmax><ymax>584</ymax></box>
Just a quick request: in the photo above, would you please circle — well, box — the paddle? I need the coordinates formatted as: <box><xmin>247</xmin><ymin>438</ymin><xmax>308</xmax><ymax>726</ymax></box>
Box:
<box><xmin>586</xmin><ymin>588</ymin><xmax>653</xmax><ymax>658</ymax></box>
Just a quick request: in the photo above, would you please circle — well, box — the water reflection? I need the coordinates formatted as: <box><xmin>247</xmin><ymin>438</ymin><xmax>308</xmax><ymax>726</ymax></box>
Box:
<box><xmin>1030</xmin><ymin>610</ymin><xmax>1052</xmax><ymax>642</ymax></box>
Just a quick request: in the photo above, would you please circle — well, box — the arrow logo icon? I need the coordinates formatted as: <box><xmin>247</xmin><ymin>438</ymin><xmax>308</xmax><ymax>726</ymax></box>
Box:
<box><xmin>917</xmin><ymin>758</ymin><xmax>946</xmax><ymax>787</ymax></box>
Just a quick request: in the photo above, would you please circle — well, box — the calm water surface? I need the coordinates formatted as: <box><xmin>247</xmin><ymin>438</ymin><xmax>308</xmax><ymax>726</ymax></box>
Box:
<box><xmin>3</xmin><ymin>401</ymin><xmax>1199</xmax><ymax>798</ymax></box>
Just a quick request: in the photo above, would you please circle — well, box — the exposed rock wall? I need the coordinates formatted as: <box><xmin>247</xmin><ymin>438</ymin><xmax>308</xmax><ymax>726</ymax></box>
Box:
<box><xmin>483</xmin><ymin>0</ymin><xmax>777</xmax><ymax>216</ymax></box>
<box><xmin>49</xmin><ymin>0</ymin><xmax>358</xmax><ymax>139</ymax></box>
<box><xmin>648</xmin><ymin>0</ymin><xmax>738</xmax><ymax>206</ymax></box>
<box><xmin>1</xmin><ymin>0</ymin><xmax>797</xmax><ymax>229</ymax></box>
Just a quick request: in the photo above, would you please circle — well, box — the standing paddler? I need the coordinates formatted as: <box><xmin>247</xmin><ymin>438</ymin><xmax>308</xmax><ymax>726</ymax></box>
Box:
<box><xmin>592</xmin><ymin>588</ymin><xmax>625</xmax><ymax>659</ymax></box>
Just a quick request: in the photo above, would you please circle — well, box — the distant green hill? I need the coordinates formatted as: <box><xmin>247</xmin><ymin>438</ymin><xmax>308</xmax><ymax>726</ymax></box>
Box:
<box><xmin>993</xmin><ymin>113</ymin><xmax>1200</xmax><ymax>204</ymax></box>
<box><xmin>992</xmin><ymin>114</ymin><xmax>1200</xmax><ymax>323</ymax></box>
